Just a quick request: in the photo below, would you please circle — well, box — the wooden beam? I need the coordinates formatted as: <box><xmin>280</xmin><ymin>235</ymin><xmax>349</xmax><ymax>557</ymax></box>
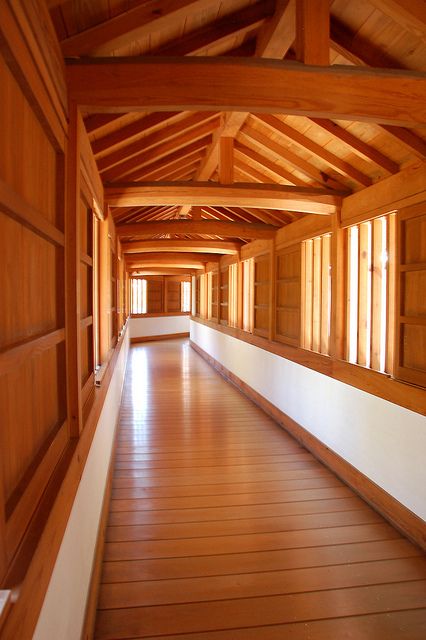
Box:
<box><xmin>255</xmin><ymin>0</ymin><xmax>295</xmax><ymax>58</ymax></box>
<box><xmin>66</xmin><ymin>58</ymin><xmax>426</xmax><ymax>127</ymax></box>
<box><xmin>106</xmin><ymin>182</ymin><xmax>343</xmax><ymax>214</ymax></box>
<box><xmin>116</xmin><ymin>220</ymin><xmax>279</xmax><ymax>240</ymax></box>
<box><xmin>254</xmin><ymin>114</ymin><xmax>373</xmax><ymax>187</ymax></box>
<box><xmin>126</xmin><ymin>252</ymin><xmax>219</xmax><ymax>266</ymax></box>
<box><xmin>61</xmin><ymin>0</ymin><xmax>220</xmax><ymax>56</ymax></box>
<box><xmin>176</xmin><ymin>0</ymin><xmax>296</xmax><ymax>216</ymax></box>
<box><xmin>121</xmin><ymin>240</ymin><xmax>241</xmax><ymax>254</ymax></box>
<box><xmin>219</xmin><ymin>137</ymin><xmax>234</xmax><ymax>184</ymax></box>
<box><xmin>368</xmin><ymin>0</ymin><xmax>426</xmax><ymax>42</ymax></box>
<box><xmin>130</xmin><ymin>268</ymin><xmax>197</xmax><ymax>276</ymax></box>
<box><xmin>235</xmin><ymin>143</ymin><xmax>309</xmax><ymax>187</ymax></box>
<box><xmin>151</xmin><ymin>0</ymin><xmax>275</xmax><ymax>56</ymax></box>
<box><xmin>341</xmin><ymin>160</ymin><xmax>426</xmax><ymax>226</ymax></box>
<box><xmin>119</xmin><ymin>136</ymin><xmax>212</xmax><ymax>183</ymax></box>
<box><xmin>98</xmin><ymin>112</ymin><xmax>217</xmax><ymax>173</ymax></box>
<box><xmin>295</xmin><ymin>0</ymin><xmax>329</xmax><ymax>65</ymax></box>
<box><xmin>238</xmin><ymin>126</ymin><xmax>345</xmax><ymax>191</ymax></box>
<box><xmin>92</xmin><ymin>112</ymin><xmax>178</xmax><ymax>156</ymax></box>
<box><xmin>309</xmin><ymin>118</ymin><xmax>400</xmax><ymax>175</ymax></box>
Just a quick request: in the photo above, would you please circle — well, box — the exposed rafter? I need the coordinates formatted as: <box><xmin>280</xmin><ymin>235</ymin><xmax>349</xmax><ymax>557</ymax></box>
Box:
<box><xmin>61</xmin><ymin>0</ymin><xmax>222</xmax><ymax>56</ymax></box>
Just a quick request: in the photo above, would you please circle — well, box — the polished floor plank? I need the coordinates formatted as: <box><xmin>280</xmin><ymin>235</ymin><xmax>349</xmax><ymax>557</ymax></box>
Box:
<box><xmin>94</xmin><ymin>340</ymin><xmax>426</xmax><ymax>640</ymax></box>
<box><xmin>102</xmin><ymin>538</ymin><xmax>423</xmax><ymax>583</ymax></box>
<box><xmin>95</xmin><ymin>581</ymin><xmax>426</xmax><ymax>639</ymax></box>
<box><xmin>129</xmin><ymin>609</ymin><xmax>426</xmax><ymax>640</ymax></box>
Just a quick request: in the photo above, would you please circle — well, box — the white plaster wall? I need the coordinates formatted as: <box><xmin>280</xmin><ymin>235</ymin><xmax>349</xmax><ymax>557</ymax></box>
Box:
<box><xmin>130</xmin><ymin>315</ymin><xmax>190</xmax><ymax>338</ymax></box>
<box><xmin>33</xmin><ymin>330</ymin><xmax>130</xmax><ymax>640</ymax></box>
<box><xmin>190</xmin><ymin>320</ymin><xmax>426</xmax><ymax>521</ymax></box>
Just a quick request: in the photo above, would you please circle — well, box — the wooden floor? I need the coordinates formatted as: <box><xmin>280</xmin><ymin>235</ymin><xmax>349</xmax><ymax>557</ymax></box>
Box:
<box><xmin>94</xmin><ymin>339</ymin><xmax>426</xmax><ymax>639</ymax></box>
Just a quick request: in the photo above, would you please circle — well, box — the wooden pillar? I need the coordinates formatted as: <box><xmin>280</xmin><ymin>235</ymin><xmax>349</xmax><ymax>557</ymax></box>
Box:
<box><xmin>330</xmin><ymin>211</ymin><xmax>345</xmax><ymax>360</ymax></box>
<box><xmin>219</xmin><ymin>137</ymin><xmax>234</xmax><ymax>184</ymax></box>
<box><xmin>295</xmin><ymin>0</ymin><xmax>330</xmax><ymax>65</ymax></box>
<box><xmin>268</xmin><ymin>240</ymin><xmax>276</xmax><ymax>342</ymax></box>
<box><xmin>65</xmin><ymin>102</ymin><xmax>82</xmax><ymax>436</ymax></box>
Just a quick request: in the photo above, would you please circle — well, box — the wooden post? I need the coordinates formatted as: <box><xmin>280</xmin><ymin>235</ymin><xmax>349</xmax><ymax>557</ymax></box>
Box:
<box><xmin>269</xmin><ymin>239</ymin><xmax>276</xmax><ymax>342</ymax></box>
<box><xmin>65</xmin><ymin>101</ymin><xmax>83</xmax><ymax>436</ymax></box>
<box><xmin>219</xmin><ymin>137</ymin><xmax>234</xmax><ymax>184</ymax></box>
<box><xmin>330</xmin><ymin>211</ymin><xmax>345</xmax><ymax>360</ymax></box>
<box><xmin>296</xmin><ymin>0</ymin><xmax>330</xmax><ymax>65</ymax></box>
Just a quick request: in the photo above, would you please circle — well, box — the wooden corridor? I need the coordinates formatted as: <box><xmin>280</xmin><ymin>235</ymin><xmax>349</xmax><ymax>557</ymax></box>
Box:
<box><xmin>94</xmin><ymin>339</ymin><xmax>426</xmax><ymax>639</ymax></box>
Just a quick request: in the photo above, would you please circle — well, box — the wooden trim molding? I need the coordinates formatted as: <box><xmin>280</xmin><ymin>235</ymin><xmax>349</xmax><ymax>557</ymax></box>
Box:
<box><xmin>191</xmin><ymin>316</ymin><xmax>426</xmax><ymax>416</ymax></box>
<box><xmin>191</xmin><ymin>340</ymin><xmax>426</xmax><ymax>551</ymax></box>
<box><xmin>131</xmin><ymin>332</ymin><xmax>190</xmax><ymax>344</ymax></box>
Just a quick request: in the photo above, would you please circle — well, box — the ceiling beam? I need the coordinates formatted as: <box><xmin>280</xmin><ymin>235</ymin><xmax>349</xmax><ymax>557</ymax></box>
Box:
<box><xmin>239</xmin><ymin>125</ymin><xmax>348</xmax><ymax>190</ymax></box>
<box><xmin>121</xmin><ymin>240</ymin><xmax>241</xmax><ymax>254</ymax></box>
<box><xmin>255</xmin><ymin>0</ymin><xmax>295</xmax><ymax>58</ymax></box>
<box><xmin>175</xmin><ymin>0</ymin><xmax>296</xmax><ymax>218</ymax></box>
<box><xmin>308</xmin><ymin>118</ymin><xmax>400</xmax><ymax>175</ymax></box>
<box><xmin>66</xmin><ymin>58</ymin><xmax>426</xmax><ymax>127</ymax></box>
<box><xmin>92</xmin><ymin>112</ymin><xmax>178</xmax><ymax>156</ymax></box>
<box><xmin>254</xmin><ymin>114</ymin><xmax>373</xmax><ymax>187</ymax></box>
<box><xmin>130</xmin><ymin>268</ymin><xmax>197</xmax><ymax>276</ymax></box>
<box><xmin>368</xmin><ymin>0</ymin><xmax>426</xmax><ymax>43</ymax></box>
<box><xmin>61</xmin><ymin>0</ymin><xmax>221</xmax><ymax>56</ymax></box>
<box><xmin>151</xmin><ymin>0</ymin><xmax>275</xmax><ymax>56</ymax></box>
<box><xmin>116</xmin><ymin>220</ymin><xmax>279</xmax><ymax>240</ymax></box>
<box><xmin>106</xmin><ymin>182</ymin><xmax>343</xmax><ymax>214</ymax></box>
<box><xmin>98</xmin><ymin>112</ymin><xmax>217</xmax><ymax>173</ymax></box>
<box><xmin>118</xmin><ymin>136</ymin><xmax>212</xmax><ymax>183</ymax></box>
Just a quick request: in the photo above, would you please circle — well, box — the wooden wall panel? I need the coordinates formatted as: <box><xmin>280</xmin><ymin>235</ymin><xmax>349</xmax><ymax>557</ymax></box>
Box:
<box><xmin>0</xmin><ymin>214</ymin><xmax>63</xmax><ymax>349</ymax></box>
<box><xmin>276</xmin><ymin>245</ymin><xmax>301</xmax><ymax>346</ymax></box>
<box><xmin>147</xmin><ymin>279</ymin><xmax>163</xmax><ymax>314</ymax></box>
<box><xmin>0</xmin><ymin>8</ymin><xmax>68</xmax><ymax>587</ymax></box>
<box><xmin>0</xmin><ymin>57</ymin><xmax>60</xmax><ymax>228</ymax></box>
<box><xmin>166</xmin><ymin>280</ymin><xmax>181</xmax><ymax>313</ymax></box>
<box><xmin>395</xmin><ymin>203</ymin><xmax>426</xmax><ymax>387</ymax></box>
<box><xmin>0</xmin><ymin>342</ymin><xmax>66</xmax><ymax>509</ymax></box>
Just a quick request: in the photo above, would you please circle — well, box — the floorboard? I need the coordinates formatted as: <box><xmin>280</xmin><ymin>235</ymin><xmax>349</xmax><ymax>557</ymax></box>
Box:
<box><xmin>94</xmin><ymin>339</ymin><xmax>426</xmax><ymax>639</ymax></box>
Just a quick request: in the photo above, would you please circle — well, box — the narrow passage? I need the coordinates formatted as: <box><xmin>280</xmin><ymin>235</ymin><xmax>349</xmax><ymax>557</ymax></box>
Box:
<box><xmin>94</xmin><ymin>339</ymin><xmax>426</xmax><ymax>639</ymax></box>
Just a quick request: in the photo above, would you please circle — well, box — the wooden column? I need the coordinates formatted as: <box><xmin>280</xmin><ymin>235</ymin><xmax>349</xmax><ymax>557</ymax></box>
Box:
<box><xmin>296</xmin><ymin>0</ymin><xmax>330</xmax><ymax>65</ymax></box>
<box><xmin>330</xmin><ymin>211</ymin><xmax>345</xmax><ymax>360</ymax></box>
<box><xmin>65</xmin><ymin>102</ymin><xmax>83</xmax><ymax>436</ymax></box>
<box><xmin>269</xmin><ymin>240</ymin><xmax>276</xmax><ymax>342</ymax></box>
<box><xmin>219</xmin><ymin>137</ymin><xmax>234</xmax><ymax>184</ymax></box>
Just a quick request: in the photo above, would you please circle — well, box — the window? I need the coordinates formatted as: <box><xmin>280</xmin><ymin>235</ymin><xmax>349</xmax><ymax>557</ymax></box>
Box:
<box><xmin>346</xmin><ymin>216</ymin><xmax>390</xmax><ymax>373</ymax></box>
<box><xmin>301</xmin><ymin>234</ymin><xmax>331</xmax><ymax>355</ymax></box>
<box><xmin>131</xmin><ymin>278</ymin><xmax>147</xmax><ymax>314</ymax></box>
<box><xmin>181</xmin><ymin>281</ymin><xmax>191</xmax><ymax>312</ymax></box>
<box><xmin>242</xmin><ymin>258</ymin><xmax>254</xmax><ymax>332</ymax></box>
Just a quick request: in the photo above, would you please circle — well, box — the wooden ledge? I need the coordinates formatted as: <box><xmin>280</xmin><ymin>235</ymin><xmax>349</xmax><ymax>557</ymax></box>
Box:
<box><xmin>190</xmin><ymin>317</ymin><xmax>426</xmax><ymax>416</ymax></box>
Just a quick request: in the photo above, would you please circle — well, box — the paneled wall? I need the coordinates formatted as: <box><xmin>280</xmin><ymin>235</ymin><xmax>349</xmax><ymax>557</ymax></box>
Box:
<box><xmin>0</xmin><ymin>24</ymin><xmax>67</xmax><ymax>581</ymax></box>
<box><xmin>0</xmin><ymin>3</ymin><xmax>128</xmax><ymax>638</ymax></box>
